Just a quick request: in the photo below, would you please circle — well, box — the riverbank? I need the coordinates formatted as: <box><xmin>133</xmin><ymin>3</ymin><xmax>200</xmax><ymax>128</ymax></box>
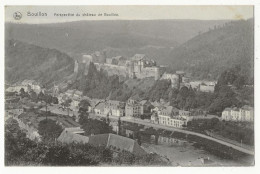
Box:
<box><xmin>142</xmin><ymin>142</ymin><xmax>252</xmax><ymax>166</ymax></box>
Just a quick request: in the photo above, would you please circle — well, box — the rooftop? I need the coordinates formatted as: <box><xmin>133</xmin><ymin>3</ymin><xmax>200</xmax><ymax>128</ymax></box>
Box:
<box><xmin>241</xmin><ymin>105</ymin><xmax>254</xmax><ymax>111</ymax></box>
<box><xmin>57</xmin><ymin>129</ymin><xmax>89</xmax><ymax>144</ymax></box>
<box><xmin>88</xmin><ymin>133</ymin><xmax>147</xmax><ymax>155</ymax></box>
<box><xmin>132</xmin><ymin>54</ymin><xmax>146</xmax><ymax>61</ymax></box>
<box><xmin>95</xmin><ymin>102</ymin><xmax>105</xmax><ymax>111</ymax></box>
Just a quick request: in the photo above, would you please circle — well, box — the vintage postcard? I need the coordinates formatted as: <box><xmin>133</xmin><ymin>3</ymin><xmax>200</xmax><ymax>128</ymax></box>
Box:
<box><xmin>4</xmin><ymin>5</ymin><xmax>254</xmax><ymax>167</ymax></box>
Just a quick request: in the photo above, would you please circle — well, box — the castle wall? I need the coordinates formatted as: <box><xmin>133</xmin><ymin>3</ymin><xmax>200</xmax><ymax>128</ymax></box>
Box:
<box><xmin>75</xmin><ymin>53</ymin><xmax>162</xmax><ymax>80</ymax></box>
<box><xmin>135</xmin><ymin>67</ymin><xmax>161</xmax><ymax>80</ymax></box>
<box><xmin>94</xmin><ymin>63</ymin><xmax>129</xmax><ymax>77</ymax></box>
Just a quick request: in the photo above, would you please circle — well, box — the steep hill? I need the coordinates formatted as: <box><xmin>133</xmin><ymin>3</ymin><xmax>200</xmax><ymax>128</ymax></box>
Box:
<box><xmin>168</xmin><ymin>19</ymin><xmax>254</xmax><ymax>80</ymax></box>
<box><xmin>5</xmin><ymin>39</ymin><xmax>74</xmax><ymax>87</ymax></box>
<box><xmin>5</xmin><ymin>20</ymin><xmax>227</xmax><ymax>64</ymax></box>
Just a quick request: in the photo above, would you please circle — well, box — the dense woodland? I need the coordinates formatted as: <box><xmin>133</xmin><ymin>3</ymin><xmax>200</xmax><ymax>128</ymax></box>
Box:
<box><xmin>5</xmin><ymin>39</ymin><xmax>74</xmax><ymax>87</ymax></box>
<box><xmin>168</xmin><ymin>19</ymin><xmax>254</xmax><ymax>80</ymax></box>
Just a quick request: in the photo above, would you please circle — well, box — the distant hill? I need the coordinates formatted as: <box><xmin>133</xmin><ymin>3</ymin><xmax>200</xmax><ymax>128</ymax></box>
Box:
<box><xmin>167</xmin><ymin>19</ymin><xmax>254</xmax><ymax>80</ymax></box>
<box><xmin>5</xmin><ymin>19</ymin><xmax>253</xmax><ymax>82</ymax></box>
<box><xmin>5</xmin><ymin>39</ymin><xmax>74</xmax><ymax>87</ymax></box>
<box><xmin>5</xmin><ymin>20</ymin><xmax>228</xmax><ymax>62</ymax></box>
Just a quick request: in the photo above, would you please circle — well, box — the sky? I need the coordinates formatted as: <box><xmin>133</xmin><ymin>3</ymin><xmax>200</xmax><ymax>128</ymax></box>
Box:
<box><xmin>5</xmin><ymin>6</ymin><xmax>254</xmax><ymax>24</ymax></box>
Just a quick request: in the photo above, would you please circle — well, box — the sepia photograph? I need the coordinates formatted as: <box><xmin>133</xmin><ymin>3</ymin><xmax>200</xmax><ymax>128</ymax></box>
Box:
<box><xmin>4</xmin><ymin>5</ymin><xmax>255</xmax><ymax>167</ymax></box>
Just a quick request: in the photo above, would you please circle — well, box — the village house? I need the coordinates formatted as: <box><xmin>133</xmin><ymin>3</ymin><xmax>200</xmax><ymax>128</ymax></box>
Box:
<box><xmin>178</xmin><ymin>109</ymin><xmax>209</xmax><ymax>121</ymax></box>
<box><xmin>21</xmin><ymin>79</ymin><xmax>42</xmax><ymax>94</ymax></box>
<box><xmin>158</xmin><ymin>132</ymin><xmax>186</xmax><ymax>146</ymax></box>
<box><xmin>189</xmin><ymin>81</ymin><xmax>216</xmax><ymax>93</ymax></box>
<box><xmin>150</xmin><ymin>100</ymin><xmax>170</xmax><ymax>113</ymax></box>
<box><xmin>179</xmin><ymin>110</ymin><xmax>192</xmax><ymax>119</ymax></box>
<box><xmin>158</xmin><ymin>106</ymin><xmax>186</xmax><ymax>128</ymax></box>
<box><xmin>65</xmin><ymin>89</ymin><xmax>75</xmax><ymax>98</ymax></box>
<box><xmin>222</xmin><ymin>105</ymin><xmax>254</xmax><ymax>122</ymax></box>
<box><xmin>125</xmin><ymin>98</ymin><xmax>142</xmax><ymax>117</ymax></box>
<box><xmin>70</xmin><ymin>90</ymin><xmax>83</xmax><ymax>111</ymax></box>
<box><xmin>158</xmin><ymin>114</ymin><xmax>186</xmax><ymax>128</ymax></box>
<box><xmin>150</xmin><ymin>112</ymin><xmax>159</xmax><ymax>124</ymax></box>
<box><xmin>94</xmin><ymin>102</ymin><xmax>105</xmax><ymax>115</ymax></box>
<box><xmin>88</xmin><ymin>98</ymin><xmax>103</xmax><ymax>113</ymax></box>
<box><xmin>6</xmin><ymin>85</ymin><xmax>28</xmax><ymax>93</ymax></box>
<box><xmin>199</xmin><ymin>81</ymin><xmax>216</xmax><ymax>93</ymax></box>
<box><xmin>159</xmin><ymin>106</ymin><xmax>179</xmax><ymax>117</ymax></box>
<box><xmin>57</xmin><ymin>93</ymin><xmax>67</xmax><ymax>104</ymax></box>
<box><xmin>140</xmin><ymin>100</ymin><xmax>154</xmax><ymax>116</ymax></box>
<box><xmin>61</xmin><ymin>89</ymin><xmax>84</xmax><ymax>112</ymax></box>
<box><xmin>104</xmin><ymin>100</ymin><xmax>125</xmax><ymax>117</ymax></box>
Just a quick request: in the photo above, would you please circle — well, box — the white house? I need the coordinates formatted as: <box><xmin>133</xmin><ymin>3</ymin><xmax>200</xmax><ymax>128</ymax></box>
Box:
<box><xmin>222</xmin><ymin>106</ymin><xmax>254</xmax><ymax>122</ymax></box>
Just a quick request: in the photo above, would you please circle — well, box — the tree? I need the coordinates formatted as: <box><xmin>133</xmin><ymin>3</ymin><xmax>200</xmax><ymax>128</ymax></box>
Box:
<box><xmin>106</xmin><ymin>112</ymin><xmax>110</xmax><ymax>125</ymax></box>
<box><xmin>19</xmin><ymin>88</ymin><xmax>25</xmax><ymax>96</ymax></box>
<box><xmin>29</xmin><ymin>90</ymin><xmax>38</xmax><ymax>102</ymax></box>
<box><xmin>78</xmin><ymin>100</ymin><xmax>91</xmax><ymax>124</ymax></box>
<box><xmin>233</xmin><ymin>76</ymin><xmax>245</xmax><ymax>89</ymax></box>
<box><xmin>52</xmin><ymin>97</ymin><xmax>59</xmax><ymax>104</ymax></box>
<box><xmin>38</xmin><ymin>91</ymin><xmax>45</xmax><ymax>103</ymax></box>
<box><xmin>79</xmin><ymin>100</ymin><xmax>91</xmax><ymax>113</ymax></box>
<box><xmin>61</xmin><ymin>99</ymin><xmax>72</xmax><ymax>116</ymax></box>
<box><xmin>43</xmin><ymin>94</ymin><xmax>53</xmax><ymax>120</ymax></box>
<box><xmin>38</xmin><ymin>119</ymin><xmax>63</xmax><ymax>142</ymax></box>
<box><xmin>81</xmin><ymin>119</ymin><xmax>111</xmax><ymax>136</ymax></box>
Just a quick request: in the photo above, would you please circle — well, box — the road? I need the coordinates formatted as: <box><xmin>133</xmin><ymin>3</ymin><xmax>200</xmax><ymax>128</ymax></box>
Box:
<box><xmin>90</xmin><ymin>113</ymin><xmax>254</xmax><ymax>156</ymax></box>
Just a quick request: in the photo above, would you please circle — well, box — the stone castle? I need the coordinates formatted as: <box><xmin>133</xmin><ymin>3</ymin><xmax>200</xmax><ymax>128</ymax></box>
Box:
<box><xmin>74</xmin><ymin>53</ymin><xmax>164</xmax><ymax>80</ymax></box>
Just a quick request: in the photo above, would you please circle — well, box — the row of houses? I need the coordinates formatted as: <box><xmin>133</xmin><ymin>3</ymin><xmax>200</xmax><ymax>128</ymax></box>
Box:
<box><xmin>221</xmin><ymin>105</ymin><xmax>254</xmax><ymax>122</ymax></box>
<box><xmin>151</xmin><ymin>104</ymin><xmax>219</xmax><ymax>128</ymax></box>
<box><xmin>93</xmin><ymin>97</ymin><xmax>218</xmax><ymax>129</ymax></box>
<box><xmin>151</xmin><ymin>105</ymin><xmax>186</xmax><ymax>128</ymax></box>
<box><xmin>6</xmin><ymin>79</ymin><xmax>43</xmax><ymax>94</ymax></box>
<box><xmin>94</xmin><ymin>98</ymin><xmax>154</xmax><ymax>117</ymax></box>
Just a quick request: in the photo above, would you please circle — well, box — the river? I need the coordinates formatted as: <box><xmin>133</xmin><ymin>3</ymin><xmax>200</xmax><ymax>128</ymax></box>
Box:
<box><xmin>120</xmin><ymin>124</ymin><xmax>254</xmax><ymax>166</ymax></box>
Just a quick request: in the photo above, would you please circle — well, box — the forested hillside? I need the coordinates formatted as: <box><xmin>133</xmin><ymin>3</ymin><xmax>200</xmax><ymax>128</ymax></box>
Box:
<box><xmin>73</xmin><ymin>62</ymin><xmax>253</xmax><ymax>116</ymax></box>
<box><xmin>5</xmin><ymin>40</ymin><xmax>74</xmax><ymax>87</ymax></box>
<box><xmin>168</xmin><ymin>19</ymin><xmax>254</xmax><ymax>80</ymax></box>
<box><xmin>5</xmin><ymin>20</ymin><xmax>227</xmax><ymax>65</ymax></box>
<box><xmin>5</xmin><ymin>19</ymin><xmax>253</xmax><ymax>81</ymax></box>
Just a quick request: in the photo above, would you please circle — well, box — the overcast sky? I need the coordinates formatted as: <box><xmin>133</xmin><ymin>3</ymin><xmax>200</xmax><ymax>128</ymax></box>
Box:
<box><xmin>5</xmin><ymin>6</ymin><xmax>253</xmax><ymax>24</ymax></box>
